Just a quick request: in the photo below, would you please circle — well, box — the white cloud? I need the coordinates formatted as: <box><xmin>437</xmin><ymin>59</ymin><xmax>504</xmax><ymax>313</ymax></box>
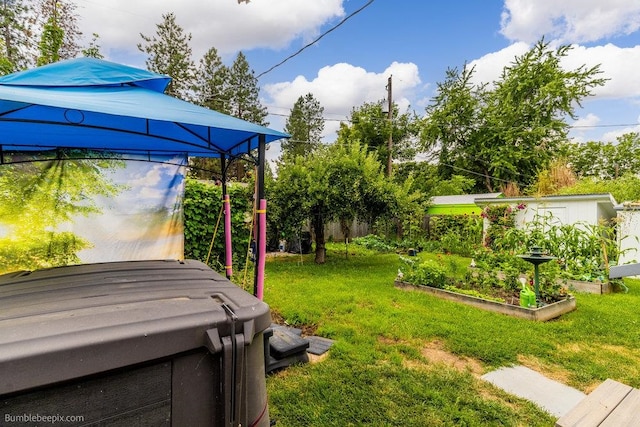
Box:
<box><xmin>500</xmin><ymin>0</ymin><xmax>640</xmax><ymax>44</ymax></box>
<box><xmin>263</xmin><ymin>61</ymin><xmax>421</xmax><ymax>139</ymax></box>
<box><xmin>601</xmin><ymin>125</ymin><xmax>640</xmax><ymax>143</ymax></box>
<box><xmin>568</xmin><ymin>113</ymin><xmax>601</xmax><ymax>143</ymax></box>
<box><xmin>561</xmin><ymin>44</ymin><xmax>640</xmax><ymax>98</ymax></box>
<box><xmin>467</xmin><ymin>42</ymin><xmax>640</xmax><ymax>101</ymax></box>
<box><xmin>572</xmin><ymin>113</ymin><xmax>601</xmax><ymax>128</ymax></box>
<box><xmin>468</xmin><ymin>42</ymin><xmax>530</xmax><ymax>86</ymax></box>
<box><xmin>78</xmin><ymin>0</ymin><xmax>344</xmax><ymax>62</ymax></box>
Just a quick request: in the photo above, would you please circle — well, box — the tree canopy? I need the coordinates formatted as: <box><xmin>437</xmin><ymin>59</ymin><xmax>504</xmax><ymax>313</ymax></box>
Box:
<box><xmin>337</xmin><ymin>101</ymin><xmax>418</xmax><ymax>175</ymax></box>
<box><xmin>269</xmin><ymin>141</ymin><xmax>395</xmax><ymax>263</ymax></box>
<box><xmin>281</xmin><ymin>92</ymin><xmax>325</xmax><ymax>160</ymax></box>
<box><xmin>138</xmin><ymin>12</ymin><xmax>196</xmax><ymax>100</ymax></box>
<box><xmin>421</xmin><ymin>40</ymin><xmax>607</xmax><ymax>193</ymax></box>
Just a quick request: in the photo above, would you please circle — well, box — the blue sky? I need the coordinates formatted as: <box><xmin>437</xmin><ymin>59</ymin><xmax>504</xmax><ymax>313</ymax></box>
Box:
<box><xmin>77</xmin><ymin>0</ymin><xmax>640</xmax><ymax>156</ymax></box>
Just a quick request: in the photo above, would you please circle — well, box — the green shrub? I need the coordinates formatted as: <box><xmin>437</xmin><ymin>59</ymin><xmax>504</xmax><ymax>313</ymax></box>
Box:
<box><xmin>428</xmin><ymin>215</ymin><xmax>483</xmax><ymax>257</ymax></box>
<box><xmin>183</xmin><ymin>179</ymin><xmax>253</xmax><ymax>273</ymax></box>
<box><xmin>353</xmin><ymin>234</ymin><xmax>394</xmax><ymax>252</ymax></box>
<box><xmin>399</xmin><ymin>256</ymin><xmax>447</xmax><ymax>288</ymax></box>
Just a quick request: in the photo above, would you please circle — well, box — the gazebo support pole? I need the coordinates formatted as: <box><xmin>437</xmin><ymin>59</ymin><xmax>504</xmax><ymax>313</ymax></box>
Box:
<box><xmin>221</xmin><ymin>154</ymin><xmax>233</xmax><ymax>280</ymax></box>
<box><xmin>254</xmin><ymin>134</ymin><xmax>266</xmax><ymax>300</ymax></box>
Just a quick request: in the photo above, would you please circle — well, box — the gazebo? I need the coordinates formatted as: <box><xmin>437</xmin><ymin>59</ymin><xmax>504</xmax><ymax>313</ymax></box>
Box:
<box><xmin>0</xmin><ymin>57</ymin><xmax>289</xmax><ymax>298</ymax></box>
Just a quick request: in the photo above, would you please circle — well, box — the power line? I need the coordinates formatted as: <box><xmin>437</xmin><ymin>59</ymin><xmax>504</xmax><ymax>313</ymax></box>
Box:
<box><xmin>571</xmin><ymin>123</ymin><xmax>639</xmax><ymax>129</ymax></box>
<box><xmin>256</xmin><ymin>0</ymin><xmax>375</xmax><ymax>79</ymax></box>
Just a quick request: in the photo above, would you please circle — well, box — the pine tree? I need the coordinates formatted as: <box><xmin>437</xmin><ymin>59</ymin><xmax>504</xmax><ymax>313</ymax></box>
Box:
<box><xmin>227</xmin><ymin>52</ymin><xmax>267</xmax><ymax>125</ymax></box>
<box><xmin>282</xmin><ymin>93</ymin><xmax>324</xmax><ymax>159</ymax></box>
<box><xmin>193</xmin><ymin>46</ymin><xmax>229</xmax><ymax>112</ymax></box>
<box><xmin>138</xmin><ymin>12</ymin><xmax>196</xmax><ymax>100</ymax></box>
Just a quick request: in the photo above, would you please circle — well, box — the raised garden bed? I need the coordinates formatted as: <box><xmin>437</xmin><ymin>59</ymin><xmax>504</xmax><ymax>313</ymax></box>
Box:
<box><xmin>395</xmin><ymin>281</ymin><xmax>576</xmax><ymax>321</ymax></box>
<box><xmin>566</xmin><ymin>279</ymin><xmax>610</xmax><ymax>294</ymax></box>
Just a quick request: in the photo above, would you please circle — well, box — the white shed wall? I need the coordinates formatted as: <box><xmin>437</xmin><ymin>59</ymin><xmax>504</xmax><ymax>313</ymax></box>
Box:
<box><xmin>617</xmin><ymin>209</ymin><xmax>640</xmax><ymax>266</ymax></box>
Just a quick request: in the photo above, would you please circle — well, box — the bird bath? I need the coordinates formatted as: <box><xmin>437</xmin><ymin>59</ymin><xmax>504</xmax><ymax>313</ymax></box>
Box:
<box><xmin>518</xmin><ymin>246</ymin><xmax>556</xmax><ymax>306</ymax></box>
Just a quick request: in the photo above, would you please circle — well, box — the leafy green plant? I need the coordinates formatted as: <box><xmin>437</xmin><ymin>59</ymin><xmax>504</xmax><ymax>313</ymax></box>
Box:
<box><xmin>481</xmin><ymin>203</ymin><xmax>526</xmax><ymax>250</ymax></box>
<box><xmin>183</xmin><ymin>179</ymin><xmax>253</xmax><ymax>273</ymax></box>
<box><xmin>399</xmin><ymin>256</ymin><xmax>447</xmax><ymax>288</ymax></box>
<box><xmin>428</xmin><ymin>215</ymin><xmax>483</xmax><ymax>257</ymax></box>
<box><xmin>493</xmin><ymin>210</ymin><xmax>620</xmax><ymax>281</ymax></box>
<box><xmin>352</xmin><ymin>234</ymin><xmax>394</xmax><ymax>252</ymax></box>
<box><xmin>443</xmin><ymin>284</ymin><xmax>505</xmax><ymax>303</ymax></box>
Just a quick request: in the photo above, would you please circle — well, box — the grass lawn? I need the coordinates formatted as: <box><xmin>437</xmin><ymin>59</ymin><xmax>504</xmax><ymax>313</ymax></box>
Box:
<box><xmin>263</xmin><ymin>244</ymin><xmax>640</xmax><ymax>426</ymax></box>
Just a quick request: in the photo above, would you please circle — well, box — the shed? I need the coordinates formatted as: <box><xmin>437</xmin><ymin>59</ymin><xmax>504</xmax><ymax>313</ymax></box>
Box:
<box><xmin>474</xmin><ymin>193</ymin><xmax>618</xmax><ymax>232</ymax></box>
<box><xmin>615</xmin><ymin>202</ymin><xmax>640</xmax><ymax>267</ymax></box>
<box><xmin>428</xmin><ymin>193</ymin><xmax>502</xmax><ymax>216</ymax></box>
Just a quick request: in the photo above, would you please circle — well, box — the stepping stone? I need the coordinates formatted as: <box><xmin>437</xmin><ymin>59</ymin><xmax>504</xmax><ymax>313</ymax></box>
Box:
<box><xmin>482</xmin><ymin>365</ymin><xmax>586</xmax><ymax>418</ymax></box>
<box><xmin>306</xmin><ymin>336</ymin><xmax>334</xmax><ymax>355</ymax></box>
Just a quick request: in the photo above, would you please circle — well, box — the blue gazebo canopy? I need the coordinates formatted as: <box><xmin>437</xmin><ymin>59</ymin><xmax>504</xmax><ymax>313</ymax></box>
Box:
<box><xmin>0</xmin><ymin>57</ymin><xmax>288</xmax><ymax>159</ymax></box>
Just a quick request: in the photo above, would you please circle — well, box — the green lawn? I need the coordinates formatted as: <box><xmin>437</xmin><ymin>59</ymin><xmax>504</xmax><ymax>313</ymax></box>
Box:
<box><xmin>263</xmin><ymin>244</ymin><xmax>640</xmax><ymax>426</ymax></box>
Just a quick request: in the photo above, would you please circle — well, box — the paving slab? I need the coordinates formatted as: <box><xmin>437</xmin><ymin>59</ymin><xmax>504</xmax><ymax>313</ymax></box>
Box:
<box><xmin>482</xmin><ymin>365</ymin><xmax>586</xmax><ymax>418</ymax></box>
<box><xmin>306</xmin><ymin>336</ymin><xmax>334</xmax><ymax>355</ymax></box>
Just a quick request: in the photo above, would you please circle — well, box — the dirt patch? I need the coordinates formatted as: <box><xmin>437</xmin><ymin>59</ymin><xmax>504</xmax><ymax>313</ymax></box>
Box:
<box><xmin>420</xmin><ymin>340</ymin><xmax>484</xmax><ymax>375</ymax></box>
<box><xmin>269</xmin><ymin>310</ymin><xmax>318</xmax><ymax>336</ymax></box>
<box><xmin>378</xmin><ymin>335</ymin><xmax>403</xmax><ymax>346</ymax></box>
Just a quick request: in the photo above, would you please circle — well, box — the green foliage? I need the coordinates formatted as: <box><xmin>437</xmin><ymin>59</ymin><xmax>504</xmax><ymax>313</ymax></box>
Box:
<box><xmin>282</xmin><ymin>93</ymin><xmax>324</xmax><ymax>159</ymax></box>
<box><xmin>337</xmin><ymin>101</ymin><xmax>419</xmax><ymax>172</ymax></box>
<box><xmin>182</xmin><ymin>179</ymin><xmax>253</xmax><ymax>273</ymax></box>
<box><xmin>480</xmin><ymin>203</ymin><xmax>526</xmax><ymax>249</ymax></box>
<box><xmin>0</xmin><ymin>0</ymin><xmax>31</xmax><ymax>71</ymax></box>
<box><xmin>399</xmin><ymin>256</ymin><xmax>447</xmax><ymax>288</ymax></box>
<box><xmin>227</xmin><ymin>52</ymin><xmax>268</xmax><ymax>125</ymax></box>
<box><xmin>269</xmin><ymin>141</ymin><xmax>396</xmax><ymax>263</ymax></box>
<box><xmin>36</xmin><ymin>15</ymin><xmax>63</xmax><ymax>66</ymax></box>
<box><xmin>138</xmin><ymin>12</ymin><xmax>196</xmax><ymax>100</ymax></box>
<box><xmin>444</xmin><ymin>284</ymin><xmax>505</xmax><ymax>303</ymax></box>
<box><xmin>560</xmin><ymin>133</ymin><xmax>640</xmax><ymax>180</ymax></box>
<box><xmin>352</xmin><ymin>234</ymin><xmax>394</xmax><ymax>252</ymax></box>
<box><xmin>394</xmin><ymin>162</ymin><xmax>475</xmax><ymax>199</ymax></box>
<box><xmin>421</xmin><ymin>64</ymin><xmax>486</xmax><ymax>187</ymax></box>
<box><xmin>35</xmin><ymin>0</ymin><xmax>81</xmax><ymax>60</ymax></box>
<box><xmin>490</xmin><ymin>211</ymin><xmax>620</xmax><ymax>281</ymax></box>
<box><xmin>428</xmin><ymin>215</ymin><xmax>483</xmax><ymax>257</ymax></box>
<box><xmin>380</xmin><ymin>173</ymin><xmax>424</xmax><ymax>242</ymax></box>
<box><xmin>81</xmin><ymin>33</ymin><xmax>103</xmax><ymax>59</ymax></box>
<box><xmin>558</xmin><ymin>172</ymin><xmax>640</xmax><ymax>203</ymax></box>
<box><xmin>192</xmin><ymin>46</ymin><xmax>228</xmax><ymax>112</ymax></box>
<box><xmin>421</xmin><ymin>40</ymin><xmax>606</xmax><ymax>192</ymax></box>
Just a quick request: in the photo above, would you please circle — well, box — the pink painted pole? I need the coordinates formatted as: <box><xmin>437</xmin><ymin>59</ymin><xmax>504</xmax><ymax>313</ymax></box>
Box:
<box><xmin>256</xmin><ymin>199</ymin><xmax>267</xmax><ymax>300</ymax></box>
<box><xmin>224</xmin><ymin>194</ymin><xmax>233</xmax><ymax>278</ymax></box>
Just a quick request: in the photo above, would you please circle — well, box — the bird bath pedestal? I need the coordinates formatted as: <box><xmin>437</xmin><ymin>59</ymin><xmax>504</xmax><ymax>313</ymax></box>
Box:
<box><xmin>519</xmin><ymin>246</ymin><xmax>556</xmax><ymax>306</ymax></box>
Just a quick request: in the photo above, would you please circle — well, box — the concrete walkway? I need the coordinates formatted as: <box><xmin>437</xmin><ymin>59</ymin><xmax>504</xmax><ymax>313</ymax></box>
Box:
<box><xmin>482</xmin><ymin>365</ymin><xmax>586</xmax><ymax>418</ymax></box>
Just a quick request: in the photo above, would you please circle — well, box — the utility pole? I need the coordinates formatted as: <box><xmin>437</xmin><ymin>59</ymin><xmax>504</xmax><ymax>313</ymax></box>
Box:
<box><xmin>386</xmin><ymin>75</ymin><xmax>393</xmax><ymax>177</ymax></box>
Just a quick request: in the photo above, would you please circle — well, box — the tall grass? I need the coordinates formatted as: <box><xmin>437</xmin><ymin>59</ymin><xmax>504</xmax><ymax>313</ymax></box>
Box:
<box><xmin>263</xmin><ymin>245</ymin><xmax>640</xmax><ymax>425</ymax></box>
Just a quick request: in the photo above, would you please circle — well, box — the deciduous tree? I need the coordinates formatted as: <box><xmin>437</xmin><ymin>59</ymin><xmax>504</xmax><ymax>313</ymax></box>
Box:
<box><xmin>34</xmin><ymin>0</ymin><xmax>81</xmax><ymax>62</ymax></box>
<box><xmin>0</xmin><ymin>0</ymin><xmax>31</xmax><ymax>72</ymax></box>
<box><xmin>422</xmin><ymin>40</ymin><xmax>607</xmax><ymax>192</ymax></box>
<box><xmin>269</xmin><ymin>141</ymin><xmax>395</xmax><ymax>264</ymax></box>
<box><xmin>337</xmin><ymin>101</ymin><xmax>417</xmax><ymax>174</ymax></box>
